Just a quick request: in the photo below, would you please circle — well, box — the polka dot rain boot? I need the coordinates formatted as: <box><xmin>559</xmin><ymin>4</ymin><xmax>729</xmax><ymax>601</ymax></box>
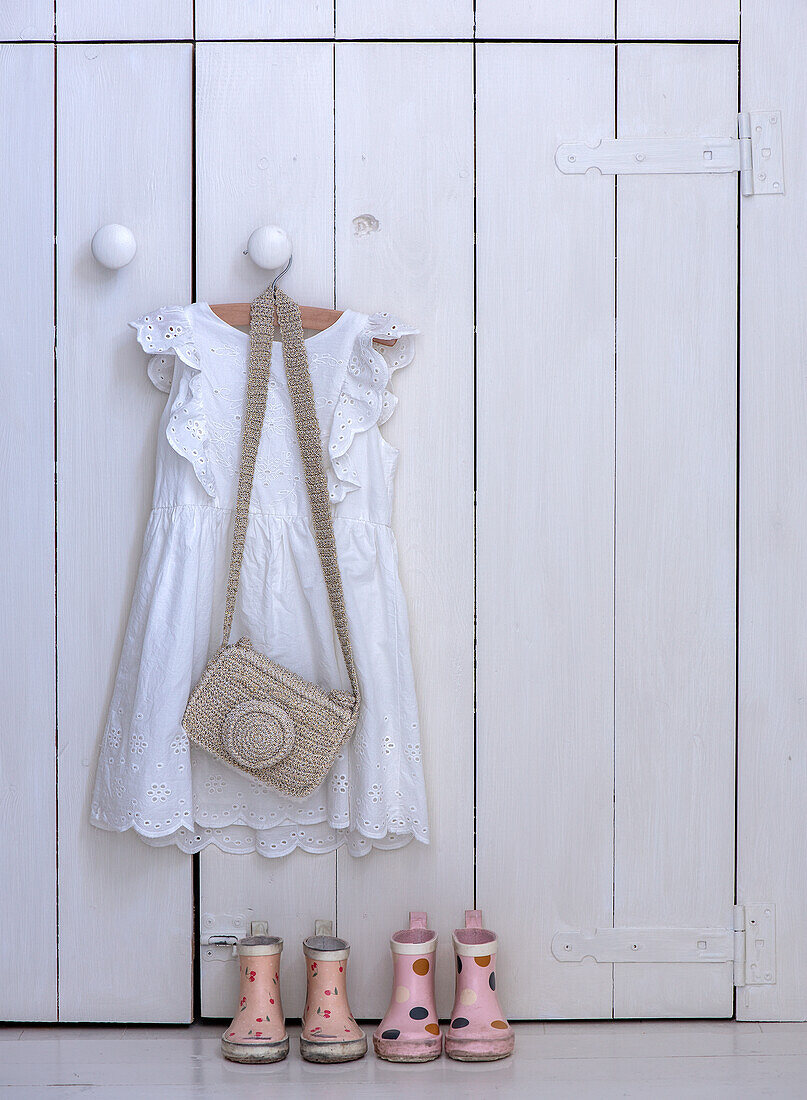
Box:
<box><xmin>445</xmin><ymin>910</ymin><xmax>515</xmax><ymax>1062</ymax></box>
<box><xmin>221</xmin><ymin>935</ymin><xmax>289</xmax><ymax>1064</ymax></box>
<box><xmin>300</xmin><ymin>920</ymin><xmax>367</xmax><ymax>1064</ymax></box>
<box><xmin>373</xmin><ymin>911</ymin><xmax>441</xmax><ymax>1062</ymax></box>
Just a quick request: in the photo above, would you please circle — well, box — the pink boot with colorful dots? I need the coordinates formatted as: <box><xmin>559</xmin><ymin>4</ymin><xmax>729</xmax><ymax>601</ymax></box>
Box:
<box><xmin>300</xmin><ymin>920</ymin><xmax>367</xmax><ymax>1063</ymax></box>
<box><xmin>445</xmin><ymin>910</ymin><xmax>515</xmax><ymax>1062</ymax></box>
<box><xmin>373</xmin><ymin>911</ymin><xmax>442</xmax><ymax>1062</ymax></box>
<box><xmin>221</xmin><ymin>935</ymin><xmax>288</xmax><ymax>1063</ymax></box>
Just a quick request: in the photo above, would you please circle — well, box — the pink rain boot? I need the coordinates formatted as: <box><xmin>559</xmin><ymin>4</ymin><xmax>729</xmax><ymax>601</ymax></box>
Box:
<box><xmin>300</xmin><ymin>920</ymin><xmax>367</xmax><ymax>1063</ymax></box>
<box><xmin>373</xmin><ymin>911</ymin><xmax>441</xmax><ymax>1063</ymax></box>
<box><xmin>221</xmin><ymin>935</ymin><xmax>288</xmax><ymax>1063</ymax></box>
<box><xmin>445</xmin><ymin>910</ymin><xmax>515</xmax><ymax>1062</ymax></box>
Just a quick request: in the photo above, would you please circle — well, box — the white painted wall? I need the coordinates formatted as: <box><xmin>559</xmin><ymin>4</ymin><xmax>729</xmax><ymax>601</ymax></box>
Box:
<box><xmin>3</xmin><ymin>0</ymin><xmax>807</xmax><ymax>1025</ymax></box>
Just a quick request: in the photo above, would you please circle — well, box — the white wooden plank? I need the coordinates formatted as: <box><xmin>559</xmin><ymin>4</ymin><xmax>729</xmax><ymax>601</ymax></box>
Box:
<box><xmin>57</xmin><ymin>44</ymin><xmax>193</xmax><ymax>1022</ymax></box>
<box><xmin>475</xmin><ymin>1</ymin><xmax>613</xmax><ymax>40</ymax></box>
<box><xmin>195</xmin><ymin>41</ymin><xmax>336</xmax><ymax>1018</ymax></box>
<box><xmin>0</xmin><ymin>3</ymin><xmax>52</xmax><ymax>38</ymax></box>
<box><xmin>614</xmin><ymin>44</ymin><xmax>737</xmax><ymax>1018</ymax></box>
<box><xmin>476</xmin><ymin>43</ymin><xmax>615</xmax><ymax>1020</ymax></box>
<box><xmin>337</xmin><ymin>1</ymin><xmax>472</xmax><ymax>38</ymax></box>
<box><xmin>195</xmin><ymin>42</ymin><xmax>334</xmax><ymax>308</ymax></box>
<box><xmin>0</xmin><ymin>44</ymin><xmax>56</xmax><ymax>1023</ymax></box>
<box><xmin>334</xmin><ymin>42</ymin><xmax>474</xmax><ymax>1019</ymax></box>
<box><xmin>617</xmin><ymin>1</ymin><xmax>738</xmax><ymax>41</ymax></box>
<box><xmin>195</xmin><ymin>1</ymin><xmax>332</xmax><ymax>40</ymax></box>
<box><xmin>56</xmin><ymin>2</ymin><xmax>192</xmax><ymax>40</ymax></box>
<box><xmin>738</xmin><ymin>0</ymin><xmax>807</xmax><ymax>1023</ymax></box>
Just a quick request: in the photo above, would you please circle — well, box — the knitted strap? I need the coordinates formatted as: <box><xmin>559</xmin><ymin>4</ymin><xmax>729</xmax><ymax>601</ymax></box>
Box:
<box><xmin>221</xmin><ymin>286</ymin><xmax>272</xmax><ymax>648</ymax></box>
<box><xmin>274</xmin><ymin>289</ymin><xmax>360</xmax><ymax>707</ymax></box>
<box><xmin>221</xmin><ymin>286</ymin><xmax>360</xmax><ymax>709</ymax></box>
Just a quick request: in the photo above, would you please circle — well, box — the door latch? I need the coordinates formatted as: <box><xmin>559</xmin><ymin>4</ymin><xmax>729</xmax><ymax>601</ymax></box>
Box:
<box><xmin>201</xmin><ymin>919</ymin><xmax>269</xmax><ymax>961</ymax></box>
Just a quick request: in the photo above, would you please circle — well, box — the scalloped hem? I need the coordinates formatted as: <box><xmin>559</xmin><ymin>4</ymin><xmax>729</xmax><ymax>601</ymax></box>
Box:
<box><xmin>90</xmin><ymin>814</ymin><xmax>429</xmax><ymax>859</ymax></box>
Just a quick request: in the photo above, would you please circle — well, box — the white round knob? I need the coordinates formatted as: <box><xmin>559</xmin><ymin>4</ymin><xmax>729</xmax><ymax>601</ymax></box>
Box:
<box><xmin>247</xmin><ymin>225</ymin><xmax>292</xmax><ymax>270</ymax></box>
<box><xmin>91</xmin><ymin>224</ymin><xmax>137</xmax><ymax>269</ymax></box>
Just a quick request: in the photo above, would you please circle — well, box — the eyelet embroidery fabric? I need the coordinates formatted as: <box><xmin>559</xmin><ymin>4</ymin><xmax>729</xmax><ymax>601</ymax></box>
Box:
<box><xmin>327</xmin><ymin>313</ymin><xmax>416</xmax><ymax>503</ymax></box>
<box><xmin>90</xmin><ymin>303</ymin><xmax>429</xmax><ymax>857</ymax></box>
<box><xmin>130</xmin><ymin>308</ymin><xmax>216</xmax><ymax>499</ymax></box>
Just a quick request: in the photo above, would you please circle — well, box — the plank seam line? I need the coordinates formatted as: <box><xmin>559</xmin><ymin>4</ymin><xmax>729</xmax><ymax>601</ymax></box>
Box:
<box><xmin>5</xmin><ymin>38</ymin><xmax>743</xmax><ymax>46</ymax></box>
<box><xmin>191</xmin><ymin>7</ymin><xmax>202</xmax><ymax>1023</ymax></box>
<box><xmin>472</xmin><ymin>29</ymin><xmax>478</xmax><ymax>913</ymax></box>
<box><xmin>332</xmin><ymin>32</ymin><xmax>339</xmax><ymax>939</ymax></box>
<box><xmin>732</xmin><ymin>20</ymin><xmax>742</xmax><ymax>1022</ymax></box>
<box><xmin>612</xmin><ymin>36</ymin><xmax>618</xmax><ymax>1023</ymax></box>
<box><xmin>53</xmin><ymin>34</ymin><xmax>60</xmax><ymax>1026</ymax></box>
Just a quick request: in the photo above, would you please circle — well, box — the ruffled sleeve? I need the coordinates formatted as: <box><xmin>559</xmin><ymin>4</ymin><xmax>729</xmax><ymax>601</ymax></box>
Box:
<box><xmin>328</xmin><ymin>312</ymin><xmax>417</xmax><ymax>502</ymax></box>
<box><xmin>130</xmin><ymin>307</ymin><xmax>215</xmax><ymax>499</ymax></box>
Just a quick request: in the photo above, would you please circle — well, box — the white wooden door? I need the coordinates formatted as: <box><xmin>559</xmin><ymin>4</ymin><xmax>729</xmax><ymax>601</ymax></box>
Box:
<box><xmin>198</xmin><ymin>32</ymin><xmax>738</xmax><ymax>1020</ymax></box>
<box><xmin>4</xmin><ymin>0</ymin><xmax>807</xmax><ymax>1025</ymax></box>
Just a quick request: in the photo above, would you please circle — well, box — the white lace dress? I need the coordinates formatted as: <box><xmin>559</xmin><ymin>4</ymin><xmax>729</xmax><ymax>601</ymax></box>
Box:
<box><xmin>90</xmin><ymin>302</ymin><xmax>429</xmax><ymax>858</ymax></box>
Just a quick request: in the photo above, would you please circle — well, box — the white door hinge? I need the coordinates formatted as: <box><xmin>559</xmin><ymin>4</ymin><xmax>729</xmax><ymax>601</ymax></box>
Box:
<box><xmin>733</xmin><ymin>904</ymin><xmax>776</xmax><ymax>988</ymax></box>
<box><xmin>556</xmin><ymin>111</ymin><xmax>784</xmax><ymax>196</ymax></box>
<box><xmin>552</xmin><ymin>905</ymin><xmax>775</xmax><ymax>988</ymax></box>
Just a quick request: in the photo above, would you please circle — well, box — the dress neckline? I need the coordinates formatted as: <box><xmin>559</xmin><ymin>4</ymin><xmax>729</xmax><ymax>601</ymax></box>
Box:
<box><xmin>196</xmin><ymin>301</ymin><xmax>355</xmax><ymax>350</ymax></box>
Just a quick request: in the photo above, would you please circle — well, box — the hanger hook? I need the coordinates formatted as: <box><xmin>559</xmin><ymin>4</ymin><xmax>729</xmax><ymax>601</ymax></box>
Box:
<box><xmin>271</xmin><ymin>254</ymin><xmax>292</xmax><ymax>291</ymax></box>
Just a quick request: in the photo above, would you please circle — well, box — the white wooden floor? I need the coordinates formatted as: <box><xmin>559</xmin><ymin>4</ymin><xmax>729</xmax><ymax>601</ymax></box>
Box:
<box><xmin>2</xmin><ymin>1021</ymin><xmax>806</xmax><ymax>1097</ymax></box>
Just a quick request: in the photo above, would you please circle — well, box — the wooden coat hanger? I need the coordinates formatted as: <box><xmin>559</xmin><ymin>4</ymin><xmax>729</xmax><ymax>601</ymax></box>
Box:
<box><xmin>209</xmin><ymin>257</ymin><xmax>395</xmax><ymax>346</ymax></box>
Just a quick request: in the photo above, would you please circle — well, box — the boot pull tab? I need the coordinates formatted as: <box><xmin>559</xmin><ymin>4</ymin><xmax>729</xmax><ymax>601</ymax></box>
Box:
<box><xmin>315</xmin><ymin>919</ymin><xmax>334</xmax><ymax>937</ymax></box>
<box><xmin>465</xmin><ymin>909</ymin><xmax>483</xmax><ymax>929</ymax></box>
<box><xmin>409</xmin><ymin>911</ymin><xmax>428</xmax><ymax>930</ymax></box>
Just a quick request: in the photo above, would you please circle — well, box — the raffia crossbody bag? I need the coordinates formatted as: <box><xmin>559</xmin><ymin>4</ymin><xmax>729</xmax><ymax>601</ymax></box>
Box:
<box><xmin>182</xmin><ymin>286</ymin><xmax>361</xmax><ymax>799</ymax></box>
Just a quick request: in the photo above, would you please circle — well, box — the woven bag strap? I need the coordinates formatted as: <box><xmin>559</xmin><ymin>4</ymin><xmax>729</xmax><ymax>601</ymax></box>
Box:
<box><xmin>221</xmin><ymin>285</ymin><xmax>360</xmax><ymax>710</ymax></box>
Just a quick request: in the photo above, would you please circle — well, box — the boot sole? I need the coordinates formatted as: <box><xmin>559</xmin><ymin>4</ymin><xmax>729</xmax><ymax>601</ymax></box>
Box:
<box><xmin>221</xmin><ymin>1035</ymin><xmax>290</xmax><ymax>1063</ymax></box>
<box><xmin>373</xmin><ymin>1034</ymin><xmax>442</xmax><ymax>1062</ymax></box>
<box><xmin>445</xmin><ymin>1034</ymin><xmax>515</xmax><ymax>1062</ymax></box>
<box><xmin>300</xmin><ymin>1034</ymin><xmax>367</xmax><ymax>1063</ymax></box>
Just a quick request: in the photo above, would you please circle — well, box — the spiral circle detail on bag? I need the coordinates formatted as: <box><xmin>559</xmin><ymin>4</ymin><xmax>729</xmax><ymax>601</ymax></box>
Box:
<box><xmin>223</xmin><ymin>699</ymin><xmax>296</xmax><ymax>769</ymax></box>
